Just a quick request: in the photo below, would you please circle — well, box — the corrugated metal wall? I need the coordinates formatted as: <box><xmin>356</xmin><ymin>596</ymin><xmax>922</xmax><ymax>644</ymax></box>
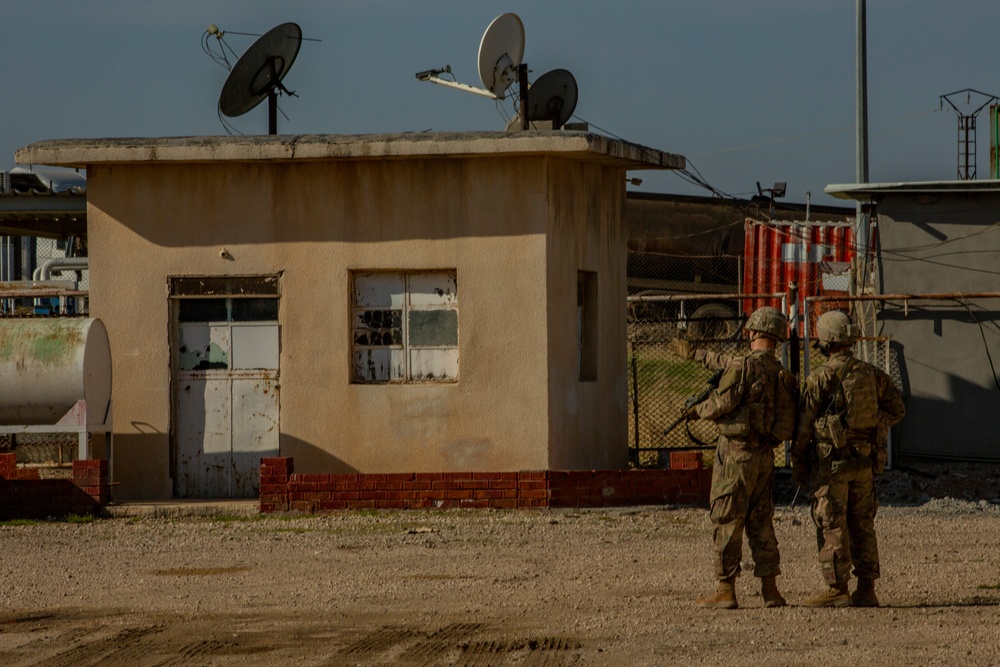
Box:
<box><xmin>743</xmin><ymin>219</ymin><xmax>857</xmax><ymax>329</ymax></box>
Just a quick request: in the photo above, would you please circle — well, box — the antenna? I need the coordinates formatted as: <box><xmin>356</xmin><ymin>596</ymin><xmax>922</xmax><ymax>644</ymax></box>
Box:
<box><xmin>218</xmin><ymin>22</ymin><xmax>303</xmax><ymax>135</ymax></box>
<box><xmin>415</xmin><ymin>13</ymin><xmax>525</xmax><ymax>101</ymax></box>
<box><xmin>526</xmin><ymin>69</ymin><xmax>578</xmax><ymax>129</ymax></box>
<box><xmin>939</xmin><ymin>88</ymin><xmax>999</xmax><ymax>180</ymax></box>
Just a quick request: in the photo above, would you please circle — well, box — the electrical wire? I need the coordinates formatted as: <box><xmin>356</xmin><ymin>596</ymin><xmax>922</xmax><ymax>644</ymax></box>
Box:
<box><xmin>954</xmin><ymin>297</ymin><xmax>1000</xmax><ymax>391</ymax></box>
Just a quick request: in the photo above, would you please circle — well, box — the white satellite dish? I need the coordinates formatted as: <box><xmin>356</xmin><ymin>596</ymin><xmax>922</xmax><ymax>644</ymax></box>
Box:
<box><xmin>477</xmin><ymin>13</ymin><xmax>525</xmax><ymax>99</ymax></box>
<box><xmin>415</xmin><ymin>12</ymin><xmax>526</xmax><ymax>101</ymax></box>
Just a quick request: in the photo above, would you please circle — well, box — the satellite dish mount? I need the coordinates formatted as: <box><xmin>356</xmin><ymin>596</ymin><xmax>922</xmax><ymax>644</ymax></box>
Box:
<box><xmin>415</xmin><ymin>13</ymin><xmax>526</xmax><ymax>107</ymax></box>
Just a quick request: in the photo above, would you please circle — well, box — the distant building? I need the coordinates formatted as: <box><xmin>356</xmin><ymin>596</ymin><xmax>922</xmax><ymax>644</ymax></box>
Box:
<box><xmin>827</xmin><ymin>180</ymin><xmax>1000</xmax><ymax>462</ymax></box>
<box><xmin>16</xmin><ymin>132</ymin><xmax>683</xmax><ymax>499</ymax></box>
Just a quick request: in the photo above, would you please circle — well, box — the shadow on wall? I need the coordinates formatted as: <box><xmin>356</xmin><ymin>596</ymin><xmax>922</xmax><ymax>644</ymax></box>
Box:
<box><xmin>278</xmin><ymin>435</ymin><xmax>360</xmax><ymax>474</ymax></box>
<box><xmin>880</xmin><ymin>306</ymin><xmax>1000</xmax><ymax>462</ymax></box>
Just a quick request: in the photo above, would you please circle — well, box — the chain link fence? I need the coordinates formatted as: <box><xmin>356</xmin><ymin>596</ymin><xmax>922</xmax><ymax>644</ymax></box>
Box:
<box><xmin>627</xmin><ymin>294</ymin><xmax>789</xmax><ymax>469</ymax></box>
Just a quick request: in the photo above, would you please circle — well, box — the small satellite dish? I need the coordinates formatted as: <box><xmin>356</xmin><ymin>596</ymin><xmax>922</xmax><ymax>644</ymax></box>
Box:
<box><xmin>527</xmin><ymin>69</ymin><xmax>578</xmax><ymax>129</ymax></box>
<box><xmin>219</xmin><ymin>22</ymin><xmax>302</xmax><ymax>134</ymax></box>
<box><xmin>477</xmin><ymin>13</ymin><xmax>525</xmax><ymax>99</ymax></box>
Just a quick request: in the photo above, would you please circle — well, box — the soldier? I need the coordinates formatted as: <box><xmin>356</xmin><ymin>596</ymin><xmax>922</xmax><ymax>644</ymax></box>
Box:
<box><xmin>688</xmin><ymin>306</ymin><xmax>797</xmax><ymax>609</ymax></box>
<box><xmin>791</xmin><ymin>310</ymin><xmax>905</xmax><ymax>607</ymax></box>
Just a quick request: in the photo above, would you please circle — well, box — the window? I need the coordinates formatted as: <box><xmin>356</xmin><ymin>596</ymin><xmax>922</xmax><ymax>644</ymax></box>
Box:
<box><xmin>352</xmin><ymin>271</ymin><xmax>458</xmax><ymax>383</ymax></box>
<box><xmin>578</xmin><ymin>271</ymin><xmax>598</xmax><ymax>381</ymax></box>
<box><xmin>176</xmin><ymin>297</ymin><xmax>280</xmax><ymax>371</ymax></box>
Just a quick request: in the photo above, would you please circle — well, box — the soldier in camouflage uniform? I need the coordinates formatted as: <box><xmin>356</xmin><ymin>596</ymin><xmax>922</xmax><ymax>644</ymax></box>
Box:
<box><xmin>791</xmin><ymin>310</ymin><xmax>905</xmax><ymax>607</ymax></box>
<box><xmin>688</xmin><ymin>306</ymin><xmax>791</xmax><ymax>610</ymax></box>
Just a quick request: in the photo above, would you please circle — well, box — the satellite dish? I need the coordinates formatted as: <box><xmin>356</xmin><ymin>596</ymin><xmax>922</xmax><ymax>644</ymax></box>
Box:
<box><xmin>219</xmin><ymin>22</ymin><xmax>302</xmax><ymax>134</ymax></box>
<box><xmin>527</xmin><ymin>69</ymin><xmax>578</xmax><ymax>129</ymax></box>
<box><xmin>477</xmin><ymin>13</ymin><xmax>525</xmax><ymax>99</ymax></box>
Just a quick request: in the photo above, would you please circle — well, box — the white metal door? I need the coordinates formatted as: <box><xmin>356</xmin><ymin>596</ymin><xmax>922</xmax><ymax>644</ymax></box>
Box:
<box><xmin>174</xmin><ymin>304</ymin><xmax>279</xmax><ymax>498</ymax></box>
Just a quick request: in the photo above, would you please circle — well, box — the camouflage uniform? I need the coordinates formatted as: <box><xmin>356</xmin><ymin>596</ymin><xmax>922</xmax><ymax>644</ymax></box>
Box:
<box><xmin>694</xmin><ymin>349</ymin><xmax>785</xmax><ymax>580</ymax></box>
<box><xmin>792</xmin><ymin>350</ymin><xmax>905</xmax><ymax>585</ymax></box>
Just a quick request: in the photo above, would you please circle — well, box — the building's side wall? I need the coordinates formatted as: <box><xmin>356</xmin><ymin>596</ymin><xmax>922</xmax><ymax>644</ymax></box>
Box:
<box><xmin>88</xmin><ymin>158</ymin><xmax>554</xmax><ymax>499</ymax></box>
<box><xmin>877</xmin><ymin>194</ymin><xmax>1000</xmax><ymax>461</ymax></box>
<box><xmin>545</xmin><ymin>159</ymin><xmax>629</xmax><ymax>470</ymax></box>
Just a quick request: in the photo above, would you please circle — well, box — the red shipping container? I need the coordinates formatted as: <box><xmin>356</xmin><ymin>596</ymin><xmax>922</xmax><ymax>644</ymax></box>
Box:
<box><xmin>743</xmin><ymin>219</ymin><xmax>860</xmax><ymax>332</ymax></box>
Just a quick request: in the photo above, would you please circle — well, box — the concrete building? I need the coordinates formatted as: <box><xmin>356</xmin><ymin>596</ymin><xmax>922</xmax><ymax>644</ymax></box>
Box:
<box><xmin>827</xmin><ymin>180</ymin><xmax>1000</xmax><ymax>462</ymax></box>
<box><xmin>16</xmin><ymin>132</ymin><xmax>684</xmax><ymax>499</ymax></box>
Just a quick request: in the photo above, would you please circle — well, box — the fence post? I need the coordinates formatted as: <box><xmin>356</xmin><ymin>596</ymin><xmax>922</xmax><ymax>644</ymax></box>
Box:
<box><xmin>630</xmin><ymin>338</ymin><xmax>640</xmax><ymax>466</ymax></box>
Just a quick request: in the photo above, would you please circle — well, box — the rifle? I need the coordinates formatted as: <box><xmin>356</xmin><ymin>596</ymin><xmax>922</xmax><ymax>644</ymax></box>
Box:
<box><xmin>663</xmin><ymin>369</ymin><xmax>723</xmax><ymax>435</ymax></box>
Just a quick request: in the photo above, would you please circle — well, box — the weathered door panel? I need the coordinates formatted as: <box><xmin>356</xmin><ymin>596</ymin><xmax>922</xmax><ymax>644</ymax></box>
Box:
<box><xmin>176</xmin><ymin>378</ymin><xmax>231</xmax><ymax>498</ymax></box>
<box><xmin>231</xmin><ymin>377</ymin><xmax>279</xmax><ymax>497</ymax></box>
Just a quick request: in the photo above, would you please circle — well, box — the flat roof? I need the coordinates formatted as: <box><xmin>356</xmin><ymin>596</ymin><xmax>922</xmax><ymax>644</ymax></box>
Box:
<box><xmin>825</xmin><ymin>180</ymin><xmax>1000</xmax><ymax>201</ymax></box>
<box><xmin>16</xmin><ymin>131</ymin><xmax>685</xmax><ymax>171</ymax></box>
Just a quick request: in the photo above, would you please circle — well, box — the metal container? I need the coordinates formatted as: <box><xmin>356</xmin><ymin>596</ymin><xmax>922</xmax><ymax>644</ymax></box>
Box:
<box><xmin>743</xmin><ymin>219</ymin><xmax>855</xmax><ymax>328</ymax></box>
<box><xmin>0</xmin><ymin>318</ymin><xmax>111</xmax><ymax>426</ymax></box>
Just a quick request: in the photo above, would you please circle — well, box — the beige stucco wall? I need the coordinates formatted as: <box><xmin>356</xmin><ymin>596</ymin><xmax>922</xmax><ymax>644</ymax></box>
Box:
<box><xmin>545</xmin><ymin>160</ymin><xmax>629</xmax><ymax>470</ymax></box>
<box><xmin>85</xmin><ymin>154</ymin><xmax>632</xmax><ymax>499</ymax></box>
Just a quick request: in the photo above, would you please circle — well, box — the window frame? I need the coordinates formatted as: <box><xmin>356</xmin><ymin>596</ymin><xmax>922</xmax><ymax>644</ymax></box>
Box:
<box><xmin>351</xmin><ymin>270</ymin><xmax>459</xmax><ymax>384</ymax></box>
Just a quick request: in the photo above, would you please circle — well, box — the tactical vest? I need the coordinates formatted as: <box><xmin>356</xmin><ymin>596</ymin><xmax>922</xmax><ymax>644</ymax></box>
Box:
<box><xmin>715</xmin><ymin>351</ymin><xmax>795</xmax><ymax>441</ymax></box>
<box><xmin>816</xmin><ymin>357</ymin><xmax>880</xmax><ymax>457</ymax></box>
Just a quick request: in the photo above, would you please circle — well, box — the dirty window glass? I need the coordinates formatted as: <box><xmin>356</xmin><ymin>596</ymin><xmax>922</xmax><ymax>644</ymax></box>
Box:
<box><xmin>179</xmin><ymin>299</ymin><xmax>228</xmax><ymax>323</ymax></box>
<box><xmin>351</xmin><ymin>271</ymin><xmax>458</xmax><ymax>384</ymax></box>
<box><xmin>409</xmin><ymin>310</ymin><xmax>458</xmax><ymax>347</ymax></box>
<box><xmin>232</xmin><ymin>298</ymin><xmax>278</xmax><ymax>322</ymax></box>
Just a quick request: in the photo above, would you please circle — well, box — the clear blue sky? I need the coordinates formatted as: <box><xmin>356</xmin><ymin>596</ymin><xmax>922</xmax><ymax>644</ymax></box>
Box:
<box><xmin>3</xmin><ymin>1</ymin><xmax>999</xmax><ymax>206</ymax></box>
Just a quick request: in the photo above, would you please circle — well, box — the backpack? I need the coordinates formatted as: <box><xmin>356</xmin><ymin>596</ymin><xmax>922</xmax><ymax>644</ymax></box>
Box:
<box><xmin>771</xmin><ymin>367</ymin><xmax>799</xmax><ymax>441</ymax></box>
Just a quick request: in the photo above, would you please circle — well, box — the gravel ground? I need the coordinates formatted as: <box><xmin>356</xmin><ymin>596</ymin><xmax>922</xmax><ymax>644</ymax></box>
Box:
<box><xmin>1</xmin><ymin>462</ymin><xmax>999</xmax><ymax>666</ymax></box>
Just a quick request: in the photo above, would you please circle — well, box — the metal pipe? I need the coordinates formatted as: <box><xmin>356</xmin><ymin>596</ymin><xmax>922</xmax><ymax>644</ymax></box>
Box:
<box><xmin>36</xmin><ymin>257</ymin><xmax>89</xmax><ymax>281</ymax></box>
<box><xmin>627</xmin><ymin>292</ymin><xmax>785</xmax><ymax>303</ymax></box>
<box><xmin>806</xmin><ymin>292</ymin><xmax>1000</xmax><ymax>302</ymax></box>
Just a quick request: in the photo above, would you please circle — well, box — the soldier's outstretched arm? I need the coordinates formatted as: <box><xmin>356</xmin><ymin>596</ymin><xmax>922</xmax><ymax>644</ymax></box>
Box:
<box><xmin>692</xmin><ymin>348</ymin><xmax>733</xmax><ymax>371</ymax></box>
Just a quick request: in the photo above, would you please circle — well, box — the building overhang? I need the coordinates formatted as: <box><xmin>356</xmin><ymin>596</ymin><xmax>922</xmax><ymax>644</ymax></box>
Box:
<box><xmin>16</xmin><ymin>131</ymin><xmax>685</xmax><ymax>172</ymax></box>
<box><xmin>825</xmin><ymin>180</ymin><xmax>1000</xmax><ymax>203</ymax></box>
<box><xmin>0</xmin><ymin>193</ymin><xmax>87</xmax><ymax>238</ymax></box>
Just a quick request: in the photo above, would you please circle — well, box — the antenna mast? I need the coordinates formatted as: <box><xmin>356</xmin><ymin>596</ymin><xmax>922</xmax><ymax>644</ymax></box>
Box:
<box><xmin>939</xmin><ymin>89</ymin><xmax>999</xmax><ymax>180</ymax></box>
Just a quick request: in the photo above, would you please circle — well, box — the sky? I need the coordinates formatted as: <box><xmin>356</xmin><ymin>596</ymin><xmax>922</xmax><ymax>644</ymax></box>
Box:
<box><xmin>3</xmin><ymin>0</ymin><xmax>1000</xmax><ymax>206</ymax></box>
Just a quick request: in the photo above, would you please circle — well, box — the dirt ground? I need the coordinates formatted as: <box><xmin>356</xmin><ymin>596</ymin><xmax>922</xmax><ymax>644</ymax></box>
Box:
<box><xmin>1</xmin><ymin>461</ymin><xmax>999</xmax><ymax>666</ymax></box>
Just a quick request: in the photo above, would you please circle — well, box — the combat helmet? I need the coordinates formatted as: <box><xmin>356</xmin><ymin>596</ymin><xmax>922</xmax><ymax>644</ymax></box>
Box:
<box><xmin>816</xmin><ymin>310</ymin><xmax>857</xmax><ymax>345</ymax></box>
<box><xmin>745</xmin><ymin>306</ymin><xmax>788</xmax><ymax>342</ymax></box>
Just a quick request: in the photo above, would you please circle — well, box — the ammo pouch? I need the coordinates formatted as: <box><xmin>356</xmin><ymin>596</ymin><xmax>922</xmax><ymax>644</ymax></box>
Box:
<box><xmin>716</xmin><ymin>405</ymin><xmax>751</xmax><ymax>438</ymax></box>
<box><xmin>815</xmin><ymin>413</ymin><xmax>848</xmax><ymax>452</ymax></box>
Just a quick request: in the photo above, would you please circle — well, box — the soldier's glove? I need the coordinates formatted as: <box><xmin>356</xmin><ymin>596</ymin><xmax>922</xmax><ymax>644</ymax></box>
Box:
<box><xmin>668</xmin><ymin>338</ymin><xmax>694</xmax><ymax>360</ymax></box>
<box><xmin>682</xmin><ymin>395</ymin><xmax>700</xmax><ymax>420</ymax></box>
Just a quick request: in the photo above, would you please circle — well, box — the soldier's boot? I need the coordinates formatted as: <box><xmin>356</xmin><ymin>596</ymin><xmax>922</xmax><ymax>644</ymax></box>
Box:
<box><xmin>695</xmin><ymin>576</ymin><xmax>738</xmax><ymax>609</ymax></box>
<box><xmin>851</xmin><ymin>577</ymin><xmax>879</xmax><ymax>607</ymax></box>
<box><xmin>803</xmin><ymin>581</ymin><xmax>851</xmax><ymax>608</ymax></box>
<box><xmin>760</xmin><ymin>575</ymin><xmax>787</xmax><ymax>608</ymax></box>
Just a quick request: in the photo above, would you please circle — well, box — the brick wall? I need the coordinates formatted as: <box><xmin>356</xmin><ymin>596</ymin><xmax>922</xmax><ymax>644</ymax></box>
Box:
<box><xmin>0</xmin><ymin>453</ymin><xmax>110</xmax><ymax>520</ymax></box>
<box><xmin>258</xmin><ymin>454</ymin><xmax>711</xmax><ymax>513</ymax></box>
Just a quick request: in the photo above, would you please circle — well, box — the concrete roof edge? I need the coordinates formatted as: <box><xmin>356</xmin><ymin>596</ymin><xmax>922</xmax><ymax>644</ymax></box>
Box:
<box><xmin>15</xmin><ymin>132</ymin><xmax>685</xmax><ymax>171</ymax></box>
<box><xmin>825</xmin><ymin>180</ymin><xmax>1000</xmax><ymax>200</ymax></box>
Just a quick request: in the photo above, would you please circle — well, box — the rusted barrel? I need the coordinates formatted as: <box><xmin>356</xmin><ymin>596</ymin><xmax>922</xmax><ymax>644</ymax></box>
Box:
<box><xmin>0</xmin><ymin>318</ymin><xmax>111</xmax><ymax>425</ymax></box>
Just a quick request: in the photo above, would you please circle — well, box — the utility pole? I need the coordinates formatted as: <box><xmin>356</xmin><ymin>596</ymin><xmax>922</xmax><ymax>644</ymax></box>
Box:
<box><xmin>855</xmin><ymin>0</ymin><xmax>870</xmax><ymax>273</ymax></box>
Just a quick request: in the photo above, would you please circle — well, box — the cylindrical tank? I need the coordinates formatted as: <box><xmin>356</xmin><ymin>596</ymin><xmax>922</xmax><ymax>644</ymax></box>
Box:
<box><xmin>0</xmin><ymin>318</ymin><xmax>111</xmax><ymax>426</ymax></box>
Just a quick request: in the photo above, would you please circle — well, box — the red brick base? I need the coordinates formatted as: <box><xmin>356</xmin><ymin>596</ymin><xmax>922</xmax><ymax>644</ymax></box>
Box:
<box><xmin>0</xmin><ymin>453</ymin><xmax>110</xmax><ymax>520</ymax></box>
<box><xmin>259</xmin><ymin>457</ymin><xmax>711</xmax><ymax>513</ymax></box>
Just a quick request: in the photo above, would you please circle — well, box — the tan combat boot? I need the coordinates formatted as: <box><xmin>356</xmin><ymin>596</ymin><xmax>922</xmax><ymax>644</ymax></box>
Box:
<box><xmin>851</xmin><ymin>577</ymin><xmax>879</xmax><ymax>607</ymax></box>
<box><xmin>760</xmin><ymin>575</ymin><xmax>787</xmax><ymax>608</ymax></box>
<box><xmin>803</xmin><ymin>581</ymin><xmax>851</xmax><ymax>607</ymax></box>
<box><xmin>695</xmin><ymin>576</ymin><xmax>738</xmax><ymax>609</ymax></box>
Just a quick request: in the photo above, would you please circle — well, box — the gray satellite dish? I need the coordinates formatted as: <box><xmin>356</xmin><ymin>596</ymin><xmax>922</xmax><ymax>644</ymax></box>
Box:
<box><xmin>219</xmin><ymin>22</ymin><xmax>302</xmax><ymax>134</ymax></box>
<box><xmin>477</xmin><ymin>13</ymin><xmax>525</xmax><ymax>99</ymax></box>
<box><xmin>527</xmin><ymin>69</ymin><xmax>578</xmax><ymax>129</ymax></box>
